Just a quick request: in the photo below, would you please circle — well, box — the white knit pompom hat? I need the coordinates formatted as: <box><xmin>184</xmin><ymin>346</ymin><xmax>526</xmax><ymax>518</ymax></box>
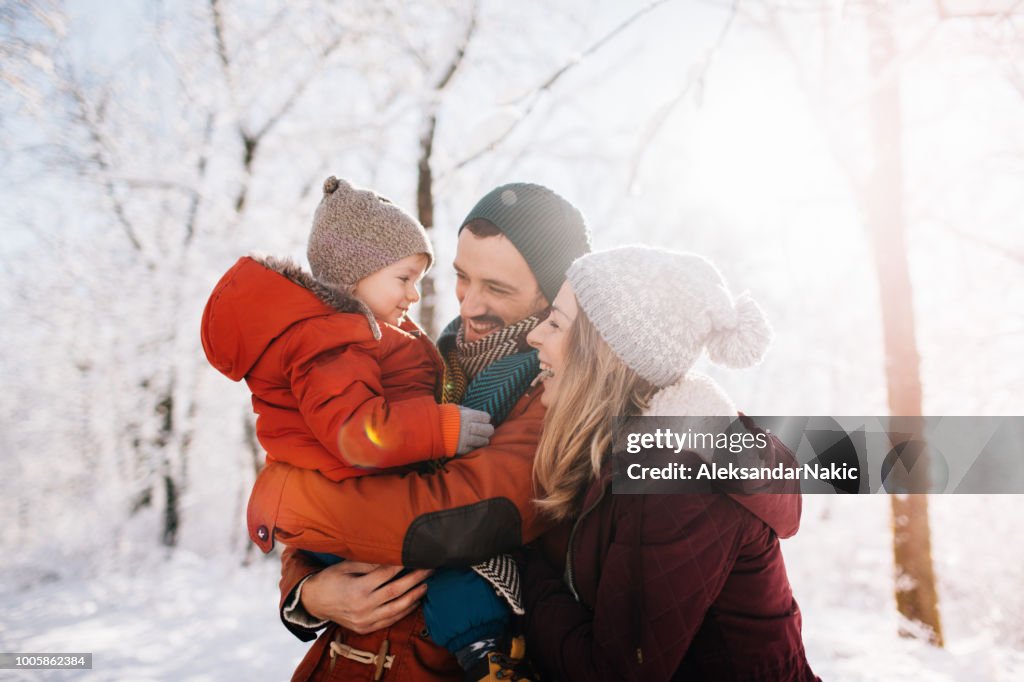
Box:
<box><xmin>566</xmin><ymin>245</ymin><xmax>773</xmax><ymax>388</ymax></box>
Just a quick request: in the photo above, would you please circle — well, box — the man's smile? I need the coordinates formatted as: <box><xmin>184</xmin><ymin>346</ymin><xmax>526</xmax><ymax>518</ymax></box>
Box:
<box><xmin>465</xmin><ymin>317</ymin><xmax>502</xmax><ymax>340</ymax></box>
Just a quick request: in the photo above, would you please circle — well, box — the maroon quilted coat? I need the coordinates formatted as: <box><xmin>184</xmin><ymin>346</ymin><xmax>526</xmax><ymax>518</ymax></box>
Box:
<box><xmin>523</xmin><ymin>423</ymin><xmax>819</xmax><ymax>681</ymax></box>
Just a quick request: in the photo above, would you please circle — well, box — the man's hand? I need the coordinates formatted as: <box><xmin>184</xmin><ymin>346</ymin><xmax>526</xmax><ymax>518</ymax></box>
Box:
<box><xmin>301</xmin><ymin>560</ymin><xmax>431</xmax><ymax>634</ymax></box>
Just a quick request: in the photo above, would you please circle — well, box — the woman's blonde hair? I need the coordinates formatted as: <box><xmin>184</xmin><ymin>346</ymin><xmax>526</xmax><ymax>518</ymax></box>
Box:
<box><xmin>532</xmin><ymin>308</ymin><xmax>658</xmax><ymax>521</ymax></box>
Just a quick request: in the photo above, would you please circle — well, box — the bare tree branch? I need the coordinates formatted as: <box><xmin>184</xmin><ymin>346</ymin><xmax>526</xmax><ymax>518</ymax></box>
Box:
<box><xmin>526</xmin><ymin>0</ymin><xmax>672</xmax><ymax>98</ymax></box>
<box><xmin>63</xmin><ymin>72</ymin><xmax>144</xmax><ymax>253</ymax></box>
<box><xmin>447</xmin><ymin>0</ymin><xmax>673</xmax><ymax>174</ymax></box>
<box><xmin>184</xmin><ymin>112</ymin><xmax>214</xmax><ymax>245</ymax></box>
<box><xmin>946</xmin><ymin>225</ymin><xmax>1024</xmax><ymax>265</ymax></box>
<box><xmin>628</xmin><ymin>0</ymin><xmax>739</xmax><ymax>190</ymax></box>
<box><xmin>934</xmin><ymin>0</ymin><xmax>1024</xmax><ymax>20</ymax></box>
<box><xmin>1005</xmin><ymin>47</ymin><xmax>1024</xmax><ymax>98</ymax></box>
<box><xmin>251</xmin><ymin>32</ymin><xmax>345</xmax><ymax>143</ymax></box>
<box><xmin>434</xmin><ymin>3</ymin><xmax>477</xmax><ymax>92</ymax></box>
<box><xmin>228</xmin><ymin>21</ymin><xmax>348</xmax><ymax>213</ymax></box>
<box><xmin>755</xmin><ymin>3</ymin><xmax>871</xmax><ymax>202</ymax></box>
<box><xmin>208</xmin><ymin>0</ymin><xmax>232</xmax><ymax>78</ymax></box>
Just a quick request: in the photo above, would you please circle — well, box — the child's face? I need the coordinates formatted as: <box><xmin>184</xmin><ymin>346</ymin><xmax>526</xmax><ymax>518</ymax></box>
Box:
<box><xmin>352</xmin><ymin>253</ymin><xmax>429</xmax><ymax>326</ymax></box>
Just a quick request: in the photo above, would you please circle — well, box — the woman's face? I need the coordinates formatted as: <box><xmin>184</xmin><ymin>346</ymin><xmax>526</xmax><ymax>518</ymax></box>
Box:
<box><xmin>526</xmin><ymin>281</ymin><xmax>578</xmax><ymax>407</ymax></box>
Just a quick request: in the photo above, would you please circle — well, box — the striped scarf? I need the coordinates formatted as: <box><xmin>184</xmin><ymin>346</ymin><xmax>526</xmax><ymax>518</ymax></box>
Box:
<box><xmin>436</xmin><ymin>315</ymin><xmax>542</xmax><ymax>617</ymax></box>
<box><xmin>438</xmin><ymin>315</ymin><xmax>541</xmax><ymax>426</ymax></box>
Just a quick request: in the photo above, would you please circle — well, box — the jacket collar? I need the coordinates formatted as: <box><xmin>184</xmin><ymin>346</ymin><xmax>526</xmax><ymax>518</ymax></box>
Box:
<box><xmin>252</xmin><ymin>254</ymin><xmax>381</xmax><ymax>340</ymax></box>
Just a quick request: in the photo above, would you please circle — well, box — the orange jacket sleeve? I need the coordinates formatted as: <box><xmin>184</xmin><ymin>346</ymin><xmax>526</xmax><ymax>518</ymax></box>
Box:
<box><xmin>248</xmin><ymin>388</ymin><xmax>551</xmax><ymax>568</ymax></box>
<box><xmin>279</xmin><ymin>318</ymin><xmax>454</xmax><ymax>468</ymax></box>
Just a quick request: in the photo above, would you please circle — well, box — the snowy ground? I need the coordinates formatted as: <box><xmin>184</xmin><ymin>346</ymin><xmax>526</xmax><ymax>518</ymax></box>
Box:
<box><xmin>0</xmin><ymin>552</ymin><xmax>308</xmax><ymax>681</ymax></box>
<box><xmin>2</xmin><ymin>496</ymin><xmax>1023</xmax><ymax>681</ymax></box>
<box><xmin>788</xmin><ymin>495</ymin><xmax>1024</xmax><ymax>682</ymax></box>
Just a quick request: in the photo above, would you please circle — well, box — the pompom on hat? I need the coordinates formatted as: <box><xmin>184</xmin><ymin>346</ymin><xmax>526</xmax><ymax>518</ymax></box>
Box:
<box><xmin>565</xmin><ymin>245</ymin><xmax>773</xmax><ymax>388</ymax></box>
<box><xmin>307</xmin><ymin>177</ymin><xmax>433</xmax><ymax>290</ymax></box>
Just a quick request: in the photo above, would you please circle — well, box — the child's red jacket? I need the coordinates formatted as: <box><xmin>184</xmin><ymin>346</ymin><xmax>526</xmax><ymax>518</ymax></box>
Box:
<box><xmin>201</xmin><ymin>256</ymin><xmax>460</xmax><ymax>481</ymax></box>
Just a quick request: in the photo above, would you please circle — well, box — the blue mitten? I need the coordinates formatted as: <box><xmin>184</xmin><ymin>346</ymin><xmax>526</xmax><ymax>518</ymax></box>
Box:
<box><xmin>423</xmin><ymin>567</ymin><xmax>511</xmax><ymax>653</ymax></box>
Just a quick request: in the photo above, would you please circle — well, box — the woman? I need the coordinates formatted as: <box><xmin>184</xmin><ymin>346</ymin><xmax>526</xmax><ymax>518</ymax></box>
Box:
<box><xmin>521</xmin><ymin>245</ymin><xmax>818</xmax><ymax>681</ymax></box>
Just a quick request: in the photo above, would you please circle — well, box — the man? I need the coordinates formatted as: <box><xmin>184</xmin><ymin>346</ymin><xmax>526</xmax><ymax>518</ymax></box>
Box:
<box><xmin>246</xmin><ymin>183</ymin><xmax>591</xmax><ymax>681</ymax></box>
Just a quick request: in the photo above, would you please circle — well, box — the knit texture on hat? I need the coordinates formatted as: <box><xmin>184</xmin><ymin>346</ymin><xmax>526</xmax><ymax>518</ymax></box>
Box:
<box><xmin>567</xmin><ymin>246</ymin><xmax>773</xmax><ymax>388</ymax></box>
<box><xmin>460</xmin><ymin>183</ymin><xmax>591</xmax><ymax>303</ymax></box>
<box><xmin>307</xmin><ymin>176</ymin><xmax>433</xmax><ymax>289</ymax></box>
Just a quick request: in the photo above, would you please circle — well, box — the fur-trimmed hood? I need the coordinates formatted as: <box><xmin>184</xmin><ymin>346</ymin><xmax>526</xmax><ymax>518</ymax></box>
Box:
<box><xmin>201</xmin><ymin>255</ymin><xmax>380</xmax><ymax>381</ymax></box>
<box><xmin>252</xmin><ymin>254</ymin><xmax>381</xmax><ymax>338</ymax></box>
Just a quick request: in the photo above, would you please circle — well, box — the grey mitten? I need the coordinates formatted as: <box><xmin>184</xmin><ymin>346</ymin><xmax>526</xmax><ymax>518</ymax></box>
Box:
<box><xmin>456</xmin><ymin>407</ymin><xmax>494</xmax><ymax>455</ymax></box>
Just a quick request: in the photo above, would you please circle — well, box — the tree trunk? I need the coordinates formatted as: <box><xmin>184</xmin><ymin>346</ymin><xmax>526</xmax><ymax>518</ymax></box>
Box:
<box><xmin>155</xmin><ymin>383</ymin><xmax>180</xmax><ymax>547</ymax></box>
<box><xmin>413</xmin><ymin>3</ymin><xmax>478</xmax><ymax>337</ymax></box>
<box><xmin>416</xmin><ymin>114</ymin><xmax>439</xmax><ymax>336</ymax></box>
<box><xmin>864</xmin><ymin>1</ymin><xmax>944</xmax><ymax>647</ymax></box>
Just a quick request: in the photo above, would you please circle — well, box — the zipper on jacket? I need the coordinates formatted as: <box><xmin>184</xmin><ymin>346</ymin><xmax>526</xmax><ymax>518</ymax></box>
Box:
<box><xmin>565</xmin><ymin>482</ymin><xmax>609</xmax><ymax>603</ymax></box>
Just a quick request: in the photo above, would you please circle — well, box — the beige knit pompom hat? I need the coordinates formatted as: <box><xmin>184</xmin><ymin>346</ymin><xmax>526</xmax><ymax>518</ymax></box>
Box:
<box><xmin>566</xmin><ymin>245</ymin><xmax>772</xmax><ymax>388</ymax></box>
<box><xmin>307</xmin><ymin>177</ymin><xmax>433</xmax><ymax>289</ymax></box>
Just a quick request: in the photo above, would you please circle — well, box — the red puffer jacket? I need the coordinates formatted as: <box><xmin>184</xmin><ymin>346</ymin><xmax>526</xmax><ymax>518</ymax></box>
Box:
<box><xmin>201</xmin><ymin>256</ymin><xmax>460</xmax><ymax>480</ymax></box>
<box><xmin>524</xmin><ymin>411</ymin><xmax>819</xmax><ymax>681</ymax></box>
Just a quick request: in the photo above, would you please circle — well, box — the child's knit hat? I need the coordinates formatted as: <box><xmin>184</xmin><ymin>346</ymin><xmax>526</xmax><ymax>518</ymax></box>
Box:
<box><xmin>566</xmin><ymin>245</ymin><xmax>773</xmax><ymax>388</ymax></box>
<box><xmin>307</xmin><ymin>177</ymin><xmax>433</xmax><ymax>289</ymax></box>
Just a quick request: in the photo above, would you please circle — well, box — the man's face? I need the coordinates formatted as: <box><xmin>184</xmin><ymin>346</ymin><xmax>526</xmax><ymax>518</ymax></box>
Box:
<box><xmin>453</xmin><ymin>230</ymin><xmax>548</xmax><ymax>343</ymax></box>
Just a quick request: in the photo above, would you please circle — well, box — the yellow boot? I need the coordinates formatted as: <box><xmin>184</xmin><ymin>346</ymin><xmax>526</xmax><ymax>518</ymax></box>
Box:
<box><xmin>466</xmin><ymin>636</ymin><xmax>534</xmax><ymax>681</ymax></box>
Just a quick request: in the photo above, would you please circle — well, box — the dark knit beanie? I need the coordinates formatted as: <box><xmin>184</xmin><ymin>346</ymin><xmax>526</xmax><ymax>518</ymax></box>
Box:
<box><xmin>308</xmin><ymin>176</ymin><xmax>433</xmax><ymax>289</ymax></box>
<box><xmin>460</xmin><ymin>183</ymin><xmax>591</xmax><ymax>303</ymax></box>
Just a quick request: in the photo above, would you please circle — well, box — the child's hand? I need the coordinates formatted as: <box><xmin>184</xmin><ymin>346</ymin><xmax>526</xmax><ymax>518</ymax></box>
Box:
<box><xmin>456</xmin><ymin>407</ymin><xmax>494</xmax><ymax>455</ymax></box>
